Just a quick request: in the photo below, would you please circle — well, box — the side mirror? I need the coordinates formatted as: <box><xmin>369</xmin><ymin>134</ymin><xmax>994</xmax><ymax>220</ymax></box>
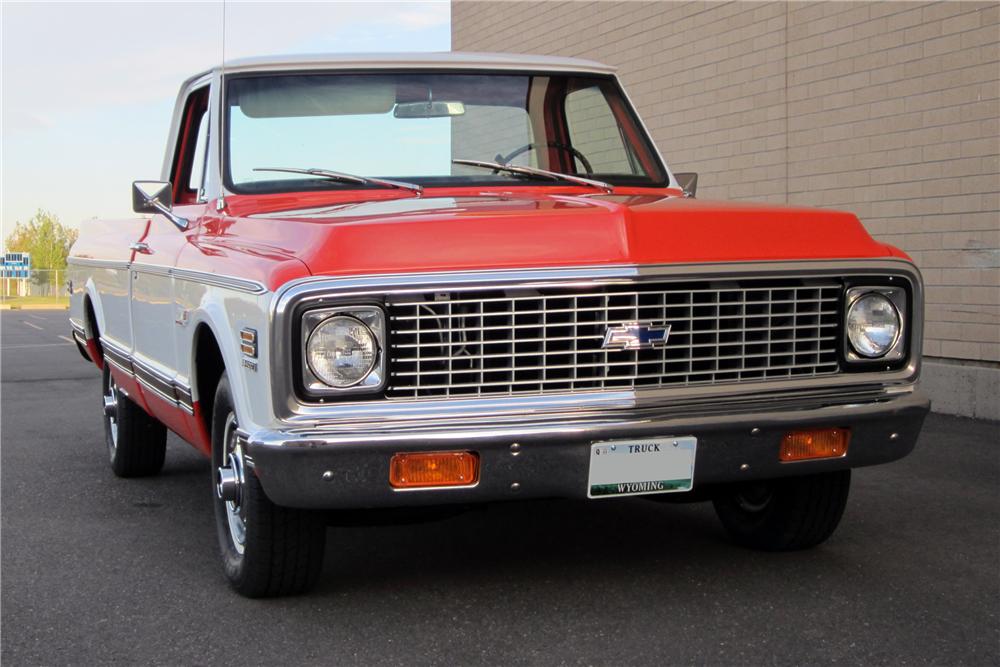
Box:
<box><xmin>132</xmin><ymin>181</ymin><xmax>189</xmax><ymax>230</ymax></box>
<box><xmin>675</xmin><ymin>172</ymin><xmax>698</xmax><ymax>198</ymax></box>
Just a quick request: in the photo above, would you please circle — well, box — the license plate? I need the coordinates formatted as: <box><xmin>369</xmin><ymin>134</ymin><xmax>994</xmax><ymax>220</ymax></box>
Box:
<box><xmin>587</xmin><ymin>437</ymin><xmax>697</xmax><ymax>498</ymax></box>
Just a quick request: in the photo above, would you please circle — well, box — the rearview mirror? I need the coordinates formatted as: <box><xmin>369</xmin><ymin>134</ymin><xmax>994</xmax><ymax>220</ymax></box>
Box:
<box><xmin>132</xmin><ymin>181</ymin><xmax>189</xmax><ymax>230</ymax></box>
<box><xmin>675</xmin><ymin>172</ymin><xmax>698</xmax><ymax>198</ymax></box>
<box><xmin>393</xmin><ymin>101</ymin><xmax>466</xmax><ymax>118</ymax></box>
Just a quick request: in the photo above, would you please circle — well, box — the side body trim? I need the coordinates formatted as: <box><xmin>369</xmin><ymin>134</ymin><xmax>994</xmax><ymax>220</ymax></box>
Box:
<box><xmin>101</xmin><ymin>337</ymin><xmax>195</xmax><ymax>415</ymax></box>
<box><xmin>69</xmin><ymin>257</ymin><xmax>267</xmax><ymax>295</ymax></box>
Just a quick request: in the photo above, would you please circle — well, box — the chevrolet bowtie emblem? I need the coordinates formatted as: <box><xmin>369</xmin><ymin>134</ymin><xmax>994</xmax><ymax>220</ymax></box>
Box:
<box><xmin>602</xmin><ymin>323</ymin><xmax>671</xmax><ymax>350</ymax></box>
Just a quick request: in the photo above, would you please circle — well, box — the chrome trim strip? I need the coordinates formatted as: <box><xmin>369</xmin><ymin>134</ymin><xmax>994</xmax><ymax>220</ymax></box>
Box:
<box><xmin>68</xmin><ymin>257</ymin><xmax>266</xmax><ymax>294</ymax></box>
<box><xmin>133</xmin><ymin>363</ymin><xmax>176</xmax><ymax>401</ymax></box>
<box><xmin>130</xmin><ymin>263</ymin><xmax>173</xmax><ymax>278</ymax></box>
<box><xmin>69</xmin><ymin>320</ymin><xmax>86</xmax><ymax>336</ymax></box>
<box><xmin>171</xmin><ymin>267</ymin><xmax>267</xmax><ymax>294</ymax></box>
<box><xmin>137</xmin><ymin>373</ymin><xmax>181</xmax><ymax>409</ymax></box>
<box><xmin>67</xmin><ymin>257</ymin><xmax>131</xmax><ymax>271</ymax></box>
<box><xmin>176</xmin><ymin>385</ymin><xmax>195</xmax><ymax>413</ymax></box>
<box><xmin>269</xmin><ymin>259</ymin><xmax>923</xmax><ymax>424</ymax></box>
<box><xmin>101</xmin><ymin>339</ymin><xmax>132</xmax><ymax>371</ymax></box>
<box><xmin>129</xmin><ymin>263</ymin><xmax>268</xmax><ymax>295</ymax></box>
<box><xmin>105</xmin><ymin>356</ymin><xmax>132</xmax><ymax>377</ymax></box>
<box><xmin>100</xmin><ymin>338</ymin><xmax>195</xmax><ymax>415</ymax></box>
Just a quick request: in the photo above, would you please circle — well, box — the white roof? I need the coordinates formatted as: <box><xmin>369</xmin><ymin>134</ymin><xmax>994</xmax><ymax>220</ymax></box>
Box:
<box><xmin>213</xmin><ymin>51</ymin><xmax>617</xmax><ymax>76</ymax></box>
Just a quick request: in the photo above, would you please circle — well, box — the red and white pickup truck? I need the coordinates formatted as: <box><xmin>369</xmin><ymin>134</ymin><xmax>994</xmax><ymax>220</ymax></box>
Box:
<box><xmin>68</xmin><ymin>53</ymin><xmax>929</xmax><ymax>597</ymax></box>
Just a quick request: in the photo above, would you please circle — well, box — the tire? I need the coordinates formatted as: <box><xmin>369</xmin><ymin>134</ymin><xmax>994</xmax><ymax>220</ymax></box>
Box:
<box><xmin>102</xmin><ymin>363</ymin><xmax>167</xmax><ymax>477</ymax></box>
<box><xmin>712</xmin><ymin>470</ymin><xmax>851</xmax><ymax>551</ymax></box>
<box><xmin>211</xmin><ymin>377</ymin><xmax>326</xmax><ymax>597</ymax></box>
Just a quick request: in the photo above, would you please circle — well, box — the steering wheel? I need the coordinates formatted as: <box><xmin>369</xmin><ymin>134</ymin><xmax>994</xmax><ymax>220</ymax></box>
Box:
<box><xmin>496</xmin><ymin>142</ymin><xmax>594</xmax><ymax>175</ymax></box>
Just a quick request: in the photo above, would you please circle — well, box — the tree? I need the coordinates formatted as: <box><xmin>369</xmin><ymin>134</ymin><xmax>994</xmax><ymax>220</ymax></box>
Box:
<box><xmin>4</xmin><ymin>209</ymin><xmax>78</xmax><ymax>271</ymax></box>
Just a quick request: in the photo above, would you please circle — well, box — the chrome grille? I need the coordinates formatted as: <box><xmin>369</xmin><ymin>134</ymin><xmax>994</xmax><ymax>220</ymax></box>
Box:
<box><xmin>386</xmin><ymin>278</ymin><xmax>842</xmax><ymax>399</ymax></box>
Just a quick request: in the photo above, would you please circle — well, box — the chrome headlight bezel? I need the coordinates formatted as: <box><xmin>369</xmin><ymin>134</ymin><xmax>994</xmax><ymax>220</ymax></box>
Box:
<box><xmin>300</xmin><ymin>305</ymin><xmax>386</xmax><ymax>396</ymax></box>
<box><xmin>843</xmin><ymin>286</ymin><xmax>907</xmax><ymax>364</ymax></box>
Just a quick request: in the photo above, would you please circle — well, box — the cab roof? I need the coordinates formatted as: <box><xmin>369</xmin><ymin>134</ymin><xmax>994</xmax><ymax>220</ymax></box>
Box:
<box><xmin>191</xmin><ymin>51</ymin><xmax>617</xmax><ymax>81</ymax></box>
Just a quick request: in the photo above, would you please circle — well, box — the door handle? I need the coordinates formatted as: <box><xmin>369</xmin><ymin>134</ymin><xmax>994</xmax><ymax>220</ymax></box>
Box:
<box><xmin>129</xmin><ymin>242</ymin><xmax>152</xmax><ymax>254</ymax></box>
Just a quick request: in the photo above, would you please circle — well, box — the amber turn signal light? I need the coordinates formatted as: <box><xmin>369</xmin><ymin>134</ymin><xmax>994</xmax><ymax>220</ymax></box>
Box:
<box><xmin>389</xmin><ymin>451</ymin><xmax>479</xmax><ymax>489</ymax></box>
<box><xmin>780</xmin><ymin>428</ymin><xmax>850</xmax><ymax>462</ymax></box>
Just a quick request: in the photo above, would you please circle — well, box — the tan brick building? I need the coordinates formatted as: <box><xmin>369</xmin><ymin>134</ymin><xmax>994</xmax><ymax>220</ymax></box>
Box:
<box><xmin>452</xmin><ymin>0</ymin><xmax>1000</xmax><ymax>418</ymax></box>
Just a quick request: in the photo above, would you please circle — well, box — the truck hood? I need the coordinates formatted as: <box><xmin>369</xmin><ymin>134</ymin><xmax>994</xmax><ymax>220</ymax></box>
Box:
<box><xmin>237</xmin><ymin>192</ymin><xmax>893</xmax><ymax>277</ymax></box>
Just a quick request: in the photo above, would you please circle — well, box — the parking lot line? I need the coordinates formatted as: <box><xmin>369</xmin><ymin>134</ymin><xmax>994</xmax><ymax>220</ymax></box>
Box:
<box><xmin>2</xmin><ymin>343</ymin><xmax>72</xmax><ymax>349</ymax></box>
<box><xmin>58</xmin><ymin>335</ymin><xmax>75</xmax><ymax>344</ymax></box>
<box><xmin>22</xmin><ymin>321</ymin><xmax>43</xmax><ymax>331</ymax></box>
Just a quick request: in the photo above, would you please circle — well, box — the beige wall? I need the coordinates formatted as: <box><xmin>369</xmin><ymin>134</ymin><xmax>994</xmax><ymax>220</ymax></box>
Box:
<box><xmin>453</xmin><ymin>0</ymin><xmax>1000</xmax><ymax>370</ymax></box>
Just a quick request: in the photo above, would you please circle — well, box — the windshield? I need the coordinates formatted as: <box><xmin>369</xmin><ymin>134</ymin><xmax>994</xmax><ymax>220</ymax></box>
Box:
<box><xmin>225</xmin><ymin>71</ymin><xmax>667</xmax><ymax>193</ymax></box>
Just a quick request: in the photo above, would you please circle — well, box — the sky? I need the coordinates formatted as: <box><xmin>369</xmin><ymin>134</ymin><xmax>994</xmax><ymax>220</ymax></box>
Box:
<box><xmin>0</xmin><ymin>1</ymin><xmax>451</xmax><ymax>240</ymax></box>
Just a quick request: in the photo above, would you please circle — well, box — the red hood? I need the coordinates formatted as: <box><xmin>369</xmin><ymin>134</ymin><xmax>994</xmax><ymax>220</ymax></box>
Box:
<box><xmin>207</xmin><ymin>190</ymin><xmax>894</xmax><ymax>280</ymax></box>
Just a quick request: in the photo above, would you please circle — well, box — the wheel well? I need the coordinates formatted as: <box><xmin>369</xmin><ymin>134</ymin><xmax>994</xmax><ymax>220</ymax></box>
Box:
<box><xmin>82</xmin><ymin>296</ymin><xmax>104</xmax><ymax>363</ymax></box>
<box><xmin>194</xmin><ymin>325</ymin><xmax>226</xmax><ymax>434</ymax></box>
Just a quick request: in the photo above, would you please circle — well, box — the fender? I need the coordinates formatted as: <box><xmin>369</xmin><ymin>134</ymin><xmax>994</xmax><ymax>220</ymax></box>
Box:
<box><xmin>184</xmin><ymin>289</ymin><xmax>275</xmax><ymax>455</ymax></box>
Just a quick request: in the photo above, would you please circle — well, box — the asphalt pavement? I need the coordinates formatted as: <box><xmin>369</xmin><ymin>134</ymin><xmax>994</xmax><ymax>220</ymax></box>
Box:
<box><xmin>2</xmin><ymin>310</ymin><xmax>998</xmax><ymax>666</ymax></box>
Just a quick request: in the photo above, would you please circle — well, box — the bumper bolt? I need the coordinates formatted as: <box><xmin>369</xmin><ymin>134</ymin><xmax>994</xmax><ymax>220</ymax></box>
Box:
<box><xmin>890</xmin><ymin>432</ymin><xmax>899</xmax><ymax>441</ymax></box>
<box><xmin>510</xmin><ymin>442</ymin><xmax>521</xmax><ymax>456</ymax></box>
<box><xmin>750</xmin><ymin>427</ymin><xmax>762</xmax><ymax>437</ymax></box>
<box><xmin>510</xmin><ymin>482</ymin><xmax>521</xmax><ymax>492</ymax></box>
<box><xmin>740</xmin><ymin>463</ymin><xmax>750</xmax><ymax>472</ymax></box>
<box><xmin>321</xmin><ymin>470</ymin><xmax>334</xmax><ymax>481</ymax></box>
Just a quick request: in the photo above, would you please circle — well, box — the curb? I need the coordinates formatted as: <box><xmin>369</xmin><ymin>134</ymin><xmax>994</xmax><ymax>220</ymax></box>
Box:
<box><xmin>0</xmin><ymin>304</ymin><xmax>70</xmax><ymax>311</ymax></box>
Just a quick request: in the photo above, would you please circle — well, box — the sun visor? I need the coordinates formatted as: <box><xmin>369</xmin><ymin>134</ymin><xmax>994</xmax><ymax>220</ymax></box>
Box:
<box><xmin>231</xmin><ymin>76</ymin><xmax>396</xmax><ymax>118</ymax></box>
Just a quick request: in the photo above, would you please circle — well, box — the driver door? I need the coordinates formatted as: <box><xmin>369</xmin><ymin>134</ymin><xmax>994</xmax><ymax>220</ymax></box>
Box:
<box><xmin>130</xmin><ymin>86</ymin><xmax>210</xmax><ymax>430</ymax></box>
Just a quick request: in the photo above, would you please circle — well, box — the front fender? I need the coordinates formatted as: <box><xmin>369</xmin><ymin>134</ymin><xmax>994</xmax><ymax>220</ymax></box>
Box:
<box><xmin>181</xmin><ymin>284</ymin><xmax>276</xmax><ymax>437</ymax></box>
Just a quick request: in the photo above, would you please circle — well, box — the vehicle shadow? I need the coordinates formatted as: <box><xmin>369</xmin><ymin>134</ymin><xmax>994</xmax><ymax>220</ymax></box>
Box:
<box><xmin>316</xmin><ymin>497</ymin><xmax>745</xmax><ymax>596</ymax></box>
<box><xmin>153</xmin><ymin>434</ymin><xmax>849</xmax><ymax>604</ymax></box>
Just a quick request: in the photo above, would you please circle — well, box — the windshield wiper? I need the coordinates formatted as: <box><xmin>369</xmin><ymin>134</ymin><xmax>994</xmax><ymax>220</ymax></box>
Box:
<box><xmin>452</xmin><ymin>159</ymin><xmax>614</xmax><ymax>194</ymax></box>
<box><xmin>253</xmin><ymin>167</ymin><xmax>423</xmax><ymax>196</ymax></box>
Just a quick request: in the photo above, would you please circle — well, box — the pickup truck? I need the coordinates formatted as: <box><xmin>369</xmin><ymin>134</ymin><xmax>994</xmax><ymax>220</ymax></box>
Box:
<box><xmin>68</xmin><ymin>52</ymin><xmax>929</xmax><ymax>597</ymax></box>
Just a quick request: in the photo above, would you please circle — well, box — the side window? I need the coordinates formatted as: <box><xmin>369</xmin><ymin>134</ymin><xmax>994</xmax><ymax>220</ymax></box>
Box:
<box><xmin>564</xmin><ymin>85</ymin><xmax>639</xmax><ymax>175</ymax></box>
<box><xmin>171</xmin><ymin>86</ymin><xmax>210</xmax><ymax>205</ymax></box>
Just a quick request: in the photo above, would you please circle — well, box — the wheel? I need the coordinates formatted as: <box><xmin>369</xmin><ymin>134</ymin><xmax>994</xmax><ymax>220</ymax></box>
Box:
<box><xmin>712</xmin><ymin>470</ymin><xmax>851</xmax><ymax>551</ymax></box>
<box><xmin>102</xmin><ymin>363</ymin><xmax>167</xmax><ymax>477</ymax></box>
<box><xmin>211</xmin><ymin>376</ymin><xmax>326</xmax><ymax>597</ymax></box>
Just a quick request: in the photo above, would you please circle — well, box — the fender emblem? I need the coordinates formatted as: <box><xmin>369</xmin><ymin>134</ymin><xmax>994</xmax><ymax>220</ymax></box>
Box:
<box><xmin>602</xmin><ymin>323</ymin><xmax>671</xmax><ymax>350</ymax></box>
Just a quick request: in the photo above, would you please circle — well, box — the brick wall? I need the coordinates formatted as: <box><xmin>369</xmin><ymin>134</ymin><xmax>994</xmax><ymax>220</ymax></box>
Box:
<box><xmin>452</xmin><ymin>0</ymin><xmax>1000</xmax><ymax>367</ymax></box>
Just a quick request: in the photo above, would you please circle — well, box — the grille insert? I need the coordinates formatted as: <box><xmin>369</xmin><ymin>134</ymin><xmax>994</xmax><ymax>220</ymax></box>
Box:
<box><xmin>386</xmin><ymin>278</ymin><xmax>842</xmax><ymax>399</ymax></box>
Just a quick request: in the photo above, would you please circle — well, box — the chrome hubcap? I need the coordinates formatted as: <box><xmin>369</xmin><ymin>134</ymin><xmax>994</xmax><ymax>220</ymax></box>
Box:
<box><xmin>216</xmin><ymin>413</ymin><xmax>246</xmax><ymax>554</ymax></box>
<box><xmin>104</xmin><ymin>372</ymin><xmax>119</xmax><ymax>457</ymax></box>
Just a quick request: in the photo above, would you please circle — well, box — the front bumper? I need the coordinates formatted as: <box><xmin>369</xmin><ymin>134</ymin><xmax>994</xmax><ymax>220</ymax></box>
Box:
<box><xmin>246</xmin><ymin>391</ymin><xmax>929</xmax><ymax>509</ymax></box>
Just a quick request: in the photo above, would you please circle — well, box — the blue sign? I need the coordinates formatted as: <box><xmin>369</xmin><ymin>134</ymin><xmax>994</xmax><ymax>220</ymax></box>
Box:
<box><xmin>1</xmin><ymin>252</ymin><xmax>31</xmax><ymax>279</ymax></box>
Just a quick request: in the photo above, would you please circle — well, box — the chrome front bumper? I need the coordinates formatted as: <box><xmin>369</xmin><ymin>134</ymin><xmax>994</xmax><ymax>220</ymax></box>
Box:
<box><xmin>246</xmin><ymin>391</ymin><xmax>930</xmax><ymax>509</ymax></box>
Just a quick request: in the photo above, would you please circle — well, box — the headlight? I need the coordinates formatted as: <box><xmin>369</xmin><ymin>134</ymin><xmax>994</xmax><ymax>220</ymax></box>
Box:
<box><xmin>306</xmin><ymin>316</ymin><xmax>377</xmax><ymax>387</ymax></box>
<box><xmin>301</xmin><ymin>306</ymin><xmax>385</xmax><ymax>394</ymax></box>
<box><xmin>845</xmin><ymin>288</ymin><xmax>905</xmax><ymax>361</ymax></box>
